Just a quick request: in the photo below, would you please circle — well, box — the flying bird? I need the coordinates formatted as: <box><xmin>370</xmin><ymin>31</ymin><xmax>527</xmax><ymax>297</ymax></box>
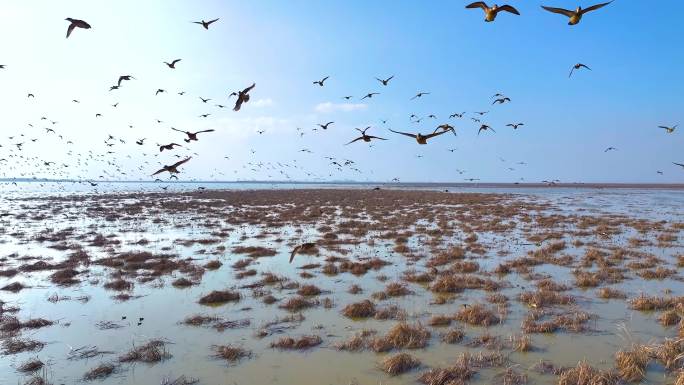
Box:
<box><xmin>159</xmin><ymin>143</ymin><xmax>182</xmax><ymax>152</ymax></box>
<box><xmin>478</xmin><ymin>125</ymin><xmax>496</xmax><ymax>135</ymax></box>
<box><xmin>604</xmin><ymin>147</ymin><xmax>617</xmax><ymax>152</ymax></box>
<box><xmin>152</xmin><ymin>157</ymin><xmax>192</xmax><ymax>176</ymax></box>
<box><xmin>346</xmin><ymin>127</ymin><xmax>387</xmax><ymax>145</ymax></box>
<box><xmin>313</xmin><ymin>76</ymin><xmax>329</xmax><ymax>87</ymax></box>
<box><xmin>155</xmin><ymin>89</ymin><xmax>166</xmax><ymax>95</ymax></box>
<box><xmin>192</xmin><ymin>18</ymin><xmax>219</xmax><ymax>29</ymax></box>
<box><xmin>389</xmin><ymin>129</ymin><xmax>450</xmax><ymax>144</ymax></box>
<box><xmin>230</xmin><ymin>83</ymin><xmax>255</xmax><ymax>111</ymax></box>
<box><xmin>541</xmin><ymin>2</ymin><xmax>612</xmax><ymax>25</ymax></box>
<box><xmin>318</xmin><ymin>122</ymin><xmax>334</xmax><ymax>130</ymax></box>
<box><xmin>569</xmin><ymin>63</ymin><xmax>591</xmax><ymax>77</ymax></box>
<box><xmin>492</xmin><ymin>97</ymin><xmax>511</xmax><ymax>105</ymax></box>
<box><xmin>376</xmin><ymin>76</ymin><xmax>394</xmax><ymax>86</ymax></box>
<box><xmin>117</xmin><ymin>75</ymin><xmax>135</xmax><ymax>87</ymax></box>
<box><xmin>65</xmin><ymin>18</ymin><xmax>91</xmax><ymax>38</ymax></box>
<box><xmin>289</xmin><ymin>243</ymin><xmax>317</xmax><ymax>263</ymax></box>
<box><xmin>164</xmin><ymin>59</ymin><xmax>182</xmax><ymax>69</ymax></box>
<box><xmin>507</xmin><ymin>123</ymin><xmax>524</xmax><ymax>129</ymax></box>
<box><xmin>199</xmin><ymin>97</ymin><xmax>211</xmax><ymax>103</ymax></box>
<box><xmin>411</xmin><ymin>92</ymin><xmax>430</xmax><ymax>100</ymax></box>
<box><xmin>361</xmin><ymin>93</ymin><xmax>379</xmax><ymax>100</ymax></box>
<box><xmin>171</xmin><ymin>128</ymin><xmax>215</xmax><ymax>142</ymax></box>
<box><xmin>465</xmin><ymin>2</ymin><xmax>520</xmax><ymax>22</ymax></box>
<box><xmin>674</xmin><ymin>162</ymin><xmax>684</xmax><ymax>169</ymax></box>
<box><xmin>659</xmin><ymin>125</ymin><xmax>677</xmax><ymax>134</ymax></box>
<box><xmin>136</xmin><ymin>139</ymin><xmax>146</xmax><ymax>145</ymax></box>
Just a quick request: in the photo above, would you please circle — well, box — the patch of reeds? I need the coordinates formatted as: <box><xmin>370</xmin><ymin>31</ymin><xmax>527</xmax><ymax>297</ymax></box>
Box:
<box><xmin>380</xmin><ymin>353</ymin><xmax>421</xmax><ymax>376</ymax></box>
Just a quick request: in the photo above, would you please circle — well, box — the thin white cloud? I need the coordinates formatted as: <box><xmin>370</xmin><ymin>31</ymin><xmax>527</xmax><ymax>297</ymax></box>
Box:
<box><xmin>315</xmin><ymin>102</ymin><xmax>367</xmax><ymax>113</ymax></box>
<box><xmin>252</xmin><ymin>98</ymin><xmax>273</xmax><ymax>107</ymax></box>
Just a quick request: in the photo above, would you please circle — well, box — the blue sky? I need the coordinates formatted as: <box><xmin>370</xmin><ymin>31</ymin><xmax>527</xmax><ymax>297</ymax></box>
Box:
<box><xmin>0</xmin><ymin>0</ymin><xmax>682</xmax><ymax>183</ymax></box>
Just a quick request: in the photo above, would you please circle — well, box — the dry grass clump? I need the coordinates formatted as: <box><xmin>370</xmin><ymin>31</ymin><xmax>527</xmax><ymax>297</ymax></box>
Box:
<box><xmin>380</xmin><ymin>352</ymin><xmax>421</xmax><ymax>376</ymax></box>
<box><xmin>428</xmin><ymin>314</ymin><xmax>452</xmax><ymax>326</ymax></box>
<box><xmin>510</xmin><ymin>334</ymin><xmax>533</xmax><ymax>352</ymax></box>
<box><xmin>418</xmin><ymin>361</ymin><xmax>475</xmax><ymax>385</ymax></box>
<box><xmin>637</xmin><ymin>267</ymin><xmax>677</xmax><ymax>280</ymax></box>
<box><xmin>335</xmin><ymin>330</ymin><xmax>376</xmax><ymax>351</ymax></box>
<box><xmin>487</xmin><ymin>294</ymin><xmax>509</xmax><ymax>304</ymax></box>
<box><xmin>18</xmin><ymin>358</ymin><xmax>44</xmax><ymax>372</ymax></box>
<box><xmin>231</xmin><ymin>246</ymin><xmax>276</xmax><ymax>258</ymax></box>
<box><xmin>615</xmin><ymin>344</ymin><xmax>650</xmax><ymax>382</ymax></box>
<box><xmin>270</xmin><ymin>335</ymin><xmax>322</xmax><ymax>350</ymax></box>
<box><xmin>213</xmin><ymin>344</ymin><xmax>251</xmax><ymax>362</ymax></box>
<box><xmin>1</xmin><ymin>282</ymin><xmax>28</xmax><ymax>292</ymax></box>
<box><xmin>279</xmin><ymin>296</ymin><xmax>317</xmax><ymax>311</ymax></box>
<box><xmin>23</xmin><ymin>375</ymin><xmax>51</xmax><ymax>385</ymax></box>
<box><xmin>675</xmin><ymin>370</ymin><xmax>684</xmax><ymax>385</ymax></box>
<box><xmin>204</xmin><ymin>260</ymin><xmax>222</xmax><ymax>270</ymax></box>
<box><xmin>50</xmin><ymin>268</ymin><xmax>80</xmax><ymax>286</ymax></box>
<box><xmin>182</xmin><ymin>314</ymin><xmax>220</xmax><ymax>326</ymax></box>
<box><xmin>322</xmin><ymin>263</ymin><xmax>338</xmax><ymax>275</ymax></box>
<box><xmin>449</xmin><ymin>261</ymin><xmax>479</xmax><ymax>274</ymax></box>
<box><xmin>297</xmin><ymin>284</ymin><xmax>322</xmax><ymax>296</ymax></box>
<box><xmin>2</xmin><ymin>338</ymin><xmax>44</xmax><ymax>354</ymax></box>
<box><xmin>454</xmin><ymin>304</ymin><xmax>500</xmax><ymax>326</ymax></box>
<box><xmin>374</xmin><ymin>305</ymin><xmax>407</xmax><ymax>321</ymax></box>
<box><xmin>342</xmin><ymin>300</ymin><xmax>376</xmax><ymax>318</ymax></box>
<box><xmin>557</xmin><ymin>360</ymin><xmax>619</xmax><ymax>385</ymax></box>
<box><xmin>628</xmin><ymin>295</ymin><xmax>684</xmax><ymax>311</ymax></box>
<box><xmin>83</xmin><ymin>362</ymin><xmax>117</xmax><ymax>381</ymax></box>
<box><xmin>348</xmin><ymin>284</ymin><xmax>363</xmax><ymax>294</ymax></box>
<box><xmin>403</xmin><ymin>269</ymin><xmax>434</xmax><ymax>283</ymax></box>
<box><xmin>385</xmin><ymin>282</ymin><xmax>412</xmax><ymax>297</ymax></box>
<box><xmin>426</xmin><ymin>246</ymin><xmax>465</xmax><ymax>267</ymax></box>
<box><xmin>494</xmin><ymin>366</ymin><xmax>528</xmax><ymax>385</ymax></box>
<box><xmin>659</xmin><ymin>310</ymin><xmax>681</xmax><ymax>326</ymax></box>
<box><xmin>118</xmin><ymin>340</ymin><xmax>170</xmax><ymax>363</ymax></box>
<box><xmin>379</xmin><ymin>322</ymin><xmax>431</xmax><ymax>350</ymax></box>
<box><xmin>171</xmin><ymin>277</ymin><xmax>195</xmax><ymax>288</ymax></box>
<box><xmin>103</xmin><ymin>278</ymin><xmax>133</xmax><ymax>291</ymax></box>
<box><xmin>441</xmin><ymin>328</ymin><xmax>465</xmax><ymax>344</ymax></box>
<box><xmin>536</xmin><ymin>279</ymin><xmax>571</xmax><ymax>292</ymax></box>
<box><xmin>231</xmin><ymin>259</ymin><xmax>251</xmax><ymax>269</ymax></box>
<box><xmin>597</xmin><ymin>287</ymin><xmax>627</xmax><ymax>300</ymax></box>
<box><xmin>198</xmin><ymin>290</ymin><xmax>240</xmax><ymax>305</ymax></box>
<box><xmin>651</xmin><ymin>338</ymin><xmax>684</xmax><ymax>370</ymax></box>
<box><xmin>467</xmin><ymin>332</ymin><xmax>503</xmax><ymax>350</ymax></box>
<box><xmin>519</xmin><ymin>290</ymin><xmax>575</xmax><ymax>308</ymax></box>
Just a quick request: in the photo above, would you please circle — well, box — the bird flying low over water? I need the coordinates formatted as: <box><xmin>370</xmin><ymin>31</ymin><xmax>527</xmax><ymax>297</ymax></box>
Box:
<box><xmin>65</xmin><ymin>18</ymin><xmax>91</xmax><ymax>38</ymax></box>
<box><xmin>346</xmin><ymin>127</ymin><xmax>387</xmax><ymax>145</ymax></box>
<box><xmin>193</xmin><ymin>18</ymin><xmax>219</xmax><ymax>29</ymax></box>
<box><xmin>230</xmin><ymin>83</ymin><xmax>255</xmax><ymax>111</ymax></box>
<box><xmin>152</xmin><ymin>157</ymin><xmax>192</xmax><ymax>176</ymax></box>
<box><xmin>289</xmin><ymin>243</ymin><xmax>318</xmax><ymax>263</ymax></box>
<box><xmin>164</xmin><ymin>59</ymin><xmax>182</xmax><ymax>69</ymax></box>
<box><xmin>466</xmin><ymin>2</ymin><xmax>520</xmax><ymax>22</ymax></box>
<box><xmin>171</xmin><ymin>128</ymin><xmax>215</xmax><ymax>142</ymax></box>
<box><xmin>389</xmin><ymin>129</ymin><xmax>450</xmax><ymax>144</ymax></box>
<box><xmin>541</xmin><ymin>2</ymin><xmax>612</xmax><ymax>25</ymax></box>
<box><xmin>569</xmin><ymin>63</ymin><xmax>591</xmax><ymax>77</ymax></box>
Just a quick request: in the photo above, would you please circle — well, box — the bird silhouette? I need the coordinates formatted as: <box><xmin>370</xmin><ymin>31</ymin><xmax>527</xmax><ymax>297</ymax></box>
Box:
<box><xmin>318</xmin><ymin>122</ymin><xmax>334</xmax><ymax>130</ymax></box>
<box><xmin>346</xmin><ymin>127</ymin><xmax>387</xmax><ymax>145</ymax></box>
<box><xmin>171</xmin><ymin>128</ymin><xmax>215</xmax><ymax>142</ymax></box>
<box><xmin>193</xmin><ymin>18</ymin><xmax>219</xmax><ymax>29</ymax></box>
<box><xmin>117</xmin><ymin>75</ymin><xmax>135</xmax><ymax>87</ymax></box>
<box><xmin>361</xmin><ymin>93</ymin><xmax>379</xmax><ymax>100</ymax></box>
<box><xmin>506</xmin><ymin>123</ymin><xmax>524</xmax><ymax>129</ymax></box>
<box><xmin>164</xmin><ymin>59</ymin><xmax>181</xmax><ymax>69</ymax></box>
<box><xmin>569</xmin><ymin>63</ymin><xmax>591</xmax><ymax>77</ymax></box>
<box><xmin>465</xmin><ymin>2</ymin><xmax>520</xmax><ymax>22</ymax></box>
<box><xmin>65</xmin><ymin>18</ymin><xmax>91</xmax><ymax>38</ymax></box>
<box><xmin>159</xmin><ymin>143</ymin><xmax>182</xmax><ymax>152</ymax></box>
<box><xmin>230</xmin><ymin>83</ymin><xmax>255</xmax><ymax>111</ymax></box>
<box><xmin>389</xmin><ymin>129</ymin><xmax>449</xmax><ymax>144</ymax></box>
<box><xmin>375</xmin><ymin>76</ymin><xmax>394</xmax><ymax>86</ymax></box>
<box><xmin>478</xmin><ymin>125</ymin><xmax>496</xmax><ymax>135</ymax></box>
<box><xmin>152</xmin><ymin>157</ymin><xmax>192</xmax><ymax>176</ymax></box>
<box><xmin>659</xmin><ymin>125</ymin><xmax>677</xmax><ymax>134</ymax></box>
<box><xmin>541</xmin><ymin>2</ymin><xmax>612</xmax><ymax>25</ymax></box>
<box><xmin>411</xmin><ymin>92</ymin><xmax>430</xmax><ymax>100</ymax></box>
<box><xmin>313</xmin><ymin>76</ymin><xmax>329</xmax><ymax>86</ymax></box>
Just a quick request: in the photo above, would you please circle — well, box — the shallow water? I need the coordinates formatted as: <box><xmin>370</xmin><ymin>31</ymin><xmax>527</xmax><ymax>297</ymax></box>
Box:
<box><xmin>0</xmin><ymin>186</ymin><xmax>682</xmax><ymax>385</ymax></box>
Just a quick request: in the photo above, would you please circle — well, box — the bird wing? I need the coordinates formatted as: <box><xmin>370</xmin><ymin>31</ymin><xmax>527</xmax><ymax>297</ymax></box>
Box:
<box><xmin>367</xmin><ymin>136</ymin><xmax>387</xmax><ymax>140</ymax></box>
<box><xmin>233</xmin><ymin>98</ymin><xmax>243</xmax><ymax>111</ymax></box>
<box><xmin>389</xmin><ymin>129</ymin><xmax>417</xmax><ymax>138</ymax></box>
<box><xmin>289</xmin><ymin>245</ymin><xmax>302</xmax><ymax>263</ymax></box>
<box><xmin>192</xmin><ymin>21</ymin><xmax>203</xmax><ymax>25</ymax></box>
<box><xmin>582</xmin><ymin>1</ymin><xmax>612</xmax><ymax>14</ymax></box>
<box><xmin>321</xmin><ymin>76</ymin><xmax>329</xmax><ymax>82</ymax></box>
<box><xmin>195</xmin><ymin>129</ymin><xmax>215</xmax><ymax>134</ymax></box>
<box><xmin>171</xmin><ymin>127</ymin><xmax>186</xmax><ymax>134</ymax></box>
<box><xmin>673</xmin><ymin>162</ymin><xmax>684</xmax><ymax>168</ymax></box>
<box><xmin>345</xmin><ymin>137</ymin><xmax>364</xmax><ymax>145</ymax></box>
<box><xmin>541</xmin><ymin>5</ymin><xmax>574</xmax><ymax>16</ymax></box>
<box><xmin>171</xmin><ymin>157</ymin><xmax>192</xmax><ymax>169</ymax></box>
<box><xmin>66</xmin><ymin>23</ymin><xmax>76</xmax><ymax>38</ymax></box>
<box><xmin>151</xmin><ymin>167</ymin><xmax>167</xmax><ymax>176</ymax></box>
<box><xmin>423</xmin><ymin>130</ymin><xmax>449</xmax><ymax>140</ymax></box>
<box><xmin>497</xmin><ymin>5</ymin><xmax>520</xmax><ymax>15</ymax></box>
<box><xmin>172</xmin><ymin>59</ymin><xmax>181</xmax><ymax>65</ymax></box>
<box><xmin>579</xmin><ymin>64</ymin><xmax>591</xmax><ymax>70</ymax></box>
<box><xmin>207</xmin><ymin>18</ymin><xmax>220</xmax><ymax>25</ymax></box>
<box><xmin>242</xmin><ymin>83</ymin><xmax>256</xmax><ymax>94</ymax></box>
<box><xmin>465</xmin><ymin>2</ymin><xmax>488</xmax><ymax>10</ymax></box>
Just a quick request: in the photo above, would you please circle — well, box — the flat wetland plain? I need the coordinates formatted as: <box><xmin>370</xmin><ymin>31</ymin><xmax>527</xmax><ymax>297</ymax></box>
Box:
<box><xmin>0</xmin><ymin>187</ymin><xmax>683</xmax><ymax>385</ymax></box>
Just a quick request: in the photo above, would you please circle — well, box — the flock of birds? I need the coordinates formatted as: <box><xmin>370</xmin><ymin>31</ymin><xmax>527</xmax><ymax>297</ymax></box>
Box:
<box><xmin>0</xmin><ymin>2</ymin><xmax>682</xmax><ymax>188</ymax></box>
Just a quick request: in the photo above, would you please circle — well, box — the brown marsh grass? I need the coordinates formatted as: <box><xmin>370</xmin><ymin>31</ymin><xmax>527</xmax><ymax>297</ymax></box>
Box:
<box><xmin>380</xmin><ymin>352</ymin><xmax>421</xmax><ymax>376</ymax></box>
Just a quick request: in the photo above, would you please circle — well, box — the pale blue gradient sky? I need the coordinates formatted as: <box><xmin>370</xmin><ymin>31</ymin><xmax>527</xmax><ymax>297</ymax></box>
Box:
<box><xmin>0</xmin><ymin>0</ymin><xmax>682</xmax><ymax>183</ymax></box>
